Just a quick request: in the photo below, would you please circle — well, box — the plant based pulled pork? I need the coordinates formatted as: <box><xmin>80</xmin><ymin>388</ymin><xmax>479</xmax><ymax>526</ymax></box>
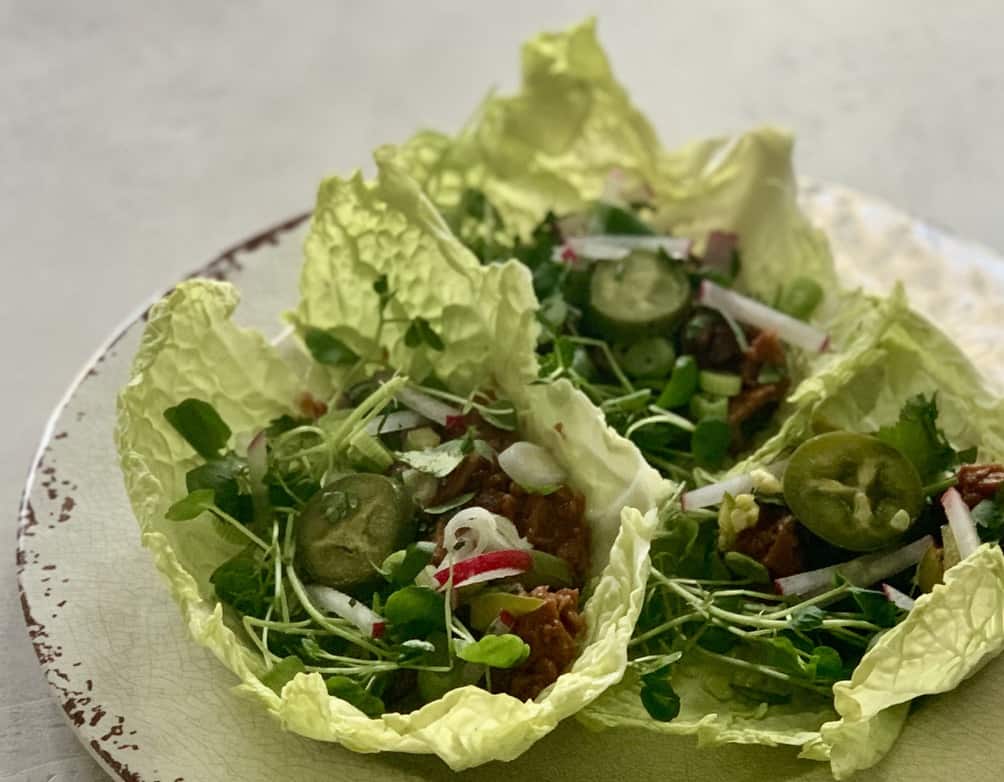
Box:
<box><xmin>159</xmin><ymin>282</ymin><xmax>593</xmax><ymax>713</ymax></box>
<box><xmin>445</xmin><ymin>191</ymin><xmax>828</xmax><ymax>482</ymax></box>
<box><xmin>629</xmin><ymin>393</ymin><xmax>1004</xmax><ymax>722</ymax></box>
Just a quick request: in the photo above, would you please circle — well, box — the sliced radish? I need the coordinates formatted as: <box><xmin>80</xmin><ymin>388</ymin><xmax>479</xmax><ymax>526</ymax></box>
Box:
<box><xmin>941</xmin><ymin>487</ymin><xmax>981</xmax><ymax>559</ymax></box>
<box><xmin>433</xmin><ymin>550</ymin><xmax>533</xmax><ymax>589</ymax></box>
<box><xmin>247</xmin><ymin>430</ymin><xmax>271</xmax><ymax>526</ymax></box>
<box><xmin>442</xmin><ymin>506</ymin><xmax>531</xmax><ymax>561</ymax></box>
<box><xmin>702</xmin><ymin>231</ymin><xmax>738</xmax><ymax>272</ymax></box>
<box><xmin>364</xmin><ymin>409</ymin><xmax>428</xmax><ymax>435</ymax></box>
<box><xmin>304</xmin><ymin>584</ymin><xmax>386</xmax><ymax>638</ymax></box>
<box><xmin>552</xmin><ymin>235</ymin><xmax>691</xmax><ymax>262</ymax></box>
<box><xmin>395</xmin><ymin>386</ymin><xmax>461</xmax><ymax>427</ymax></box>
<box><xmin>698</xmin><ymin>280</ymin><xmax>829</xmax><ymax>353</ymax></box>
<box><xmin>486</xmin><ymin>610</ymin><xmax>517</xmax><ymax>636</ymax></box>
<box><xmin>775</xmin><ymin>535</ymin><xmax>933</xmax><ymax>597</ymax></box>
<box><xmin>882</xmin><ymin>583</ymin><xmax>916</xmax><ymax>611</ymax></box>
<box><xmin>498</xmin><ymin>441</ymin><xmax>567</xmax><ymax>491</ymax></box>
<box><xmin>681</xmin><ymin>460</ymin><xmax>788</xmax><ymax>510</ymax></box>
<box><xmin>247</xmin><ymin>430</ymin><xmax>268</xmax><ymax>486</ymax></box>
<box><xmin>269</xmin><ymin>324</ymin><xmax>295</xmax><ymax>347</ymax></box>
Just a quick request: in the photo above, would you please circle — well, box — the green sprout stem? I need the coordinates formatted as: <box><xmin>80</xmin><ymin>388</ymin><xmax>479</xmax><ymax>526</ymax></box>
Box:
<box><xmin>285</xmin><ymin>564</ymin><xmax>391</xmax><ymax>658</ymax></box>
<box><xmin>209</xmin><ymin>507</ymin><xmax>270</xmax><ymax>551</ymax></box>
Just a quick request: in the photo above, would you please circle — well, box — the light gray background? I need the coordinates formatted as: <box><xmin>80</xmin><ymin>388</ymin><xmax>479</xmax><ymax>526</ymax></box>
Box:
<box><xmin>3</xmin><ymin>2</ymin><xmax>1002</xmax><ymax>779</ymax></box>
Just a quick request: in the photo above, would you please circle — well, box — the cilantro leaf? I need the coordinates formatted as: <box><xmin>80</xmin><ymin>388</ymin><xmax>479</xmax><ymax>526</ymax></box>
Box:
<box><xmin>875</xmin><ymin>394</ymin><xmax>959</xmax><ymax>483</ymax></box>
<box><xmin>164</xmin><ymin>398</ymin><xmax>231</xmax><ymax>459</ymax></box>
<box><xmin>972</xmin><ymin>488</ymin><xmax>1004</xmax><ymax>543</ymax></box>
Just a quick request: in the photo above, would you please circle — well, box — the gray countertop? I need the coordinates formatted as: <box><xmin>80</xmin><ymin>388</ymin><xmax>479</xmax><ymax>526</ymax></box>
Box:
<box><xmin>3</xmin><ymin>2</ymin><xmax>1002</xmax><ymax>779</ymax></box>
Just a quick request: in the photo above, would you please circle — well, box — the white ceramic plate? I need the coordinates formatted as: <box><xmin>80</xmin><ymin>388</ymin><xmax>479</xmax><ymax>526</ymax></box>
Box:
<box><xmin>16</xmin><ymin>185</ymin><xmax>1004</xmax><ymax>782</ymax></box>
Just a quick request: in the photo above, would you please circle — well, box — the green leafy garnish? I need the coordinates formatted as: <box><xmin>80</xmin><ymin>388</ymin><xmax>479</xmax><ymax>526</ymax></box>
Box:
<box><xmin>210</xmin><ymin>547</ymin><xmax>272</xmax><ymax>617</ymax></box>
<box><xmin>164</xmin><ymin>398</ymin><xmax>231</xmax><ymax>459</ymax></box>
<box><xmin>165</xmin><ymin>488</ymin><xmax>216</xmax><ymax>521</ymax></box>
<box><xmin>383</xmin><ymin>586</ymin><xmax>446</xmax><ymax>637</ymax></box>
<box><xmin>790</xmin><ymin>605</ymin><xmax>826</xmax><ymax>631</ymax></box>
<box><xmin>455</xmin><ymin>634</ymin><xmax>531</xmax><ymax>668</ymax></box>
<box><xmin>185</xmin><ymin>454</ymin><xmax>249</xmax><ymax>522</ymax></box>
<box><xmin>723</xmin><ymin>551</ymin><xmax>771</xmax><ymax>584</ymax></box>
<box><xmin>303</xmin><ymin>327</ymin><xmax>359</xmax><ymax>366</ymax></box>
<box><xmin>404</xmin><ymin>318</ymin><xmax>445</xmax><ymax>351</ymax></box>
<box><xmin>591</xmin><ymin>201</ymin><xmax>654</xmax><ymax>236</ymax></box>
<box><xmin>876</xmin><ymin>394</ymin><xmax>959</xmax><ymax>483</ymax></box>
<box><xmin>396</xmin><ymin>438</ymin><xmax>468</xmax><ymax>477</ymax></box>
<box><xmin>973</xmin><ymin>487</ymin><xmax>1004</xmax><ymax>543</ymax></box>
<box><xmin>639</xmin><ymin>665</ymin><xmax>681</xmax><ymax>722</ymax></box>
<box><xmin>326</xmin><ymin>676</ymin><xmax>386</xmax><ymax>717</ymax></box>
<box><xmin>850</xmin><ymin>587</ymin><xmax>900</xmax><ymax>629</ymax></box>
<box><xmin>388</xmin><ymin>543</ymin><xmax>436</xmax><ymax>586</ymax></box>
<box><xmin>423</xmin><ymin>492</ymin><xmax>475</xmax><ymax>515</ymax></box>
<box><xmin>260</xmin><ymin>656</ymin><xmax>305</xmax><ymax>694</ymax></box>
<box><xmin>691</xmin><ymin>418</ymin><xmax>731</xmax><ymax>470</ymax></box>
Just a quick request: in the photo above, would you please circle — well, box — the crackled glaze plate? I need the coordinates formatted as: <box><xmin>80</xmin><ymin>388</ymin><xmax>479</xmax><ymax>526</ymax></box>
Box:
<box><xmin>16</xmin><ymin>185</ymin><xmax>1004</xmax><ymax>782</ymax></box>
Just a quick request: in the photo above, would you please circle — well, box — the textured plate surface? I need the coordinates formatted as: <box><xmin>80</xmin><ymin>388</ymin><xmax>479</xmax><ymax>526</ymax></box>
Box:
<box><xmin>16</xmin><ymin>185</ymin><xmax>1004</xmax><ymax>782</ymax></box>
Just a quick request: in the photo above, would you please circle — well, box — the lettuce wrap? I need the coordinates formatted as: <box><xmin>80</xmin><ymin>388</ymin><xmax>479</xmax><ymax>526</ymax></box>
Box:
<box><xmin>383</xmin><ymin>17</ymin><xmax>847</xmax><ymax>480</ymax></box>
<box><xmin>116</xmin><ymin>151</ymin><xmax>669</xmax><ymax>769</ymax></box>
<box><xmin>580</xmin><ymin>287</ymin><xmax>1004</xmax><ymax>779</ymax></box>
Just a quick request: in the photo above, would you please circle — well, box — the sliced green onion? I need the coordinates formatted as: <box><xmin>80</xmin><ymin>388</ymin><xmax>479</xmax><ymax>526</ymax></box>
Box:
<box><xmin>655</xmin><ymin>355</ymin><xmax>699</xmax><ymax>409</ymax></box>
<box><xmin>347</xmin><ymin>430</ymin><xmax>394</xmax><ymax>472</ymax></box>
<box><xmin>626</xmin><ymin>409</ymin><xmax>696</xmax><ymax>438</ymax></box>
<box><xmin>698</xmin><ymin>370</ymin><xmax>743</xmax><ymax>397</ymax></box>
<box><xmin>620</xmin><ymin>337</ymin><xmax>676</xmax><ymax>379</ymax></box>
<box><xmin>689</xmin><ymin>393</ymin><xmax>729</xmax><ymax>422</ymax></box>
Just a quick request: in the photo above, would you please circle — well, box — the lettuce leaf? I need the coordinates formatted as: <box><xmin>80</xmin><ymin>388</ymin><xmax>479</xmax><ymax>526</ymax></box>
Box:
<box><xmin>390</xmin><ymin>17</ymin><xmax>836</xmax><ymax>308</ymax></box>
<box><xmin>290</xmin><ymin>153</ymin><xmax>539</xmax><ymax>395</ymax></box>
<box><xmin>582</xmin><ymin>286</ymin><xmax>1004</xmax><ymax>777</ymax></box>
<box><xmin>821</xmin><ymin>544</ymin><xmax>1004</xmax><ymax>778</ymax></box>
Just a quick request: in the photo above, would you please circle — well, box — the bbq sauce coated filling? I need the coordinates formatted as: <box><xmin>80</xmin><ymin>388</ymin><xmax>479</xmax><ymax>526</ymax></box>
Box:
<box><xmin>427</xmin><ymin>412</ymin><xmax>591</xmax><ymax>700</ymax></box>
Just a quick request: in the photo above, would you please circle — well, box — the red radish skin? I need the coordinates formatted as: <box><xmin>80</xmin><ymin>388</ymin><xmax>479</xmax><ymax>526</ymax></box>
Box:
<box><xmin>433</xmin><ymin>550</ymin><xmax>533</xmax><ymax>588</ymax></box>
<box><xmin>881</xmin><ymin>583</ymin><xmax>916</xmax><ymax>611</ymax></box>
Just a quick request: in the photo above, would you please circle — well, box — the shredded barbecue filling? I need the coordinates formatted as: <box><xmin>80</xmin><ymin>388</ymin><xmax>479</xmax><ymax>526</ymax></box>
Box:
<box><xmin>428</xmin><ymin>414</ymin><xmax>590</xmax><ymax>699</ymax></box>
<box><xmin>729</xmin><ymin>330</ymin><xmax>789</xmax><ymax>439</ymax></box>
<box><xmin>958</xmin><ymin>463</ymin><xmax>1004</xmax><ymax>508</ymax></box>
<box><xmin>491</xmin><ymin>587</ymin><xmax>585</xmax><ymax>701</ymax></box>
<box><xmin>429</xmin><ymin>419</ymin><xmax>591</xmax><ymax>579</ymax></box>
<box><xmin>734</xmin><ymin>506</ymin><xmax>805</xmax><ymax>578</ymax></box>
